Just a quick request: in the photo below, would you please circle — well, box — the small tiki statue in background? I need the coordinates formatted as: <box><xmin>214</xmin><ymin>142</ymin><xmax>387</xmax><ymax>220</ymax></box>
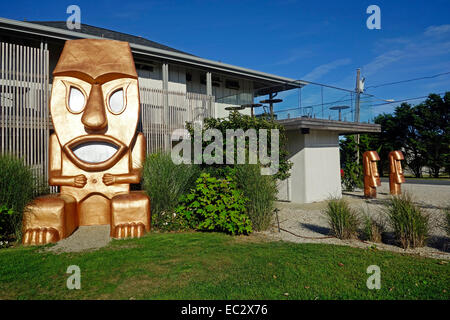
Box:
<box><xmin>363</xmin><ymin>151</ymin><xmax>381</xmax><ymax>198</ymax></box>
<box><xmin>389</xmin><ymin>151</ymin><xmax>405</xmax><ymax>195</ymax></box>
<box><xmin>22</xmin><ymin>39</ymin><xmax>150</xmax><ymax>245</ymax></box>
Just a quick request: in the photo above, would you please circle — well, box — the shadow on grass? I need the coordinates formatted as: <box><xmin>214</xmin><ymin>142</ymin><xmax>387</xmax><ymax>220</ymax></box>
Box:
<box><xmin>300</xmin><ymin>223</ymin><xmax>331</xmax><ymax>236</ymax></box>
<box><xmin>427</xmin><ymin>235</ymin><xmax>450</xmax><ymax>252</ymax></box>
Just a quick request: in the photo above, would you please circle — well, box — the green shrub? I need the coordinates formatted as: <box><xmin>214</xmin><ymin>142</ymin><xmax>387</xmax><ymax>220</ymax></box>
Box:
<box><xmin>232</xmin><ymin>164</ymin><xmax>277</xmax><ymax>231</ymax></box>
<box><xmin>0</xmin><ymin>154</ymin><xmax>35</xmax><ymax>241</ymax></box>
<box><xmin>142</xmin><ymin>152</ymin><xmax>200</xmax><ymax>231</ymax></box>
<box><xmin>361</xmin><ymin>212</ymin><xmax>384</xmax><ymax>242</ymax></box>
<box><xmin>341</xmin><ymin>162</ymin><xmax>363</xmax><ymax>191</ymax></box>
<box><xmin>186</xmin><ymin>111</ymin><xmax>293</xmax><ymax>181</ymax></box>
<box><xmin>323</xmin><ymin>198</ymin><xmax>360</xmax><ymax>239</ymax></box>
<box><xmin>384</xmin><ymin>193</ymin><xmax>429</xmax><ymax>249</ymax></box>
<box><xmin>0</xmin><ymin>204</ymin><xmax>15</xmax><ymax>245</ymax></box>
<box><xmin>176</xmin><ymin>173</ymin><xmax>252</xmax><ymax>235</ymax></box>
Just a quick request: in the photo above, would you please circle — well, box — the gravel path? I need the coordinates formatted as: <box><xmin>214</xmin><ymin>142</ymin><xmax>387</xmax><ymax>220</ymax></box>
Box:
<box><xmin>264</xmin><ymin>181</ymin><xmax>450</xmax><ymax>260</ymax></box>
<box><xmin>47</xmin><ymin>225</ymin><xmax>111</xmax><ymax>253</ymax></box>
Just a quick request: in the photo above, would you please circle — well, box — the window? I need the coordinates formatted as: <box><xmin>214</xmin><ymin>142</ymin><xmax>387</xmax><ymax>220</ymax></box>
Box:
<box><xmin>225</xmin><ymin>79</ymin><xmax>240</xmax><ymax>90</ymax></box>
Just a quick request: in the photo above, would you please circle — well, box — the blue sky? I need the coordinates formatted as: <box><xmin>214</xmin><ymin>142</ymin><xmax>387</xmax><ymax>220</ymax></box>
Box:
<box><xmin>2</xmin><ymin>0</ymin><xmax>450</xmax><ymax>119</ymax></box>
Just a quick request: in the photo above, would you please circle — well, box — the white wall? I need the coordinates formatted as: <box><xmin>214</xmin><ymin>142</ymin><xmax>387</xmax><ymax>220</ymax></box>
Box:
<box><xmin>137</xmin><ymin>63</ymin><xmax>187</xmax><ymax>92</ymax></box>
<box><xmin>215</xmin><ymin>102</ymin><xmax>251</xmax><ymax>118</ymax></box>
<box><xmin>278</xmin><ymin>129</ymin><xmax>342</xmax><ymax>204</ymax></box>
<box><xmin>138</xmin><ymin>65</ymin><xmax>254</xmax><ymax>119</ymax></box>
<box><xmin>137</xmin><ymin>63</ymin><xmax>163</xmax><ymax>90</ymax></box>
<box><xmin>168</xmin><ymin>64</ymin><xmax>187</xmax><ymax>92</ymax></box>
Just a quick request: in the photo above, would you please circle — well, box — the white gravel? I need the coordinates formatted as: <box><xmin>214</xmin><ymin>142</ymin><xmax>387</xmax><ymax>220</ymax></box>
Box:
<box><xmin>264</xmin><ymin>181</ymin><xmax>450</xmax><ymax>260</ymax></box>
<box><xmin>47</xmin><ymin>225</ymin><xmax>111</xmax><ymax>253</ymax></box>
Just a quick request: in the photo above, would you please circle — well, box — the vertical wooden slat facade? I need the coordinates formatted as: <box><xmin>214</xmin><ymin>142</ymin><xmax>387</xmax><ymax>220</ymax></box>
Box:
<box><xmin>0</xmin><ymin>42</ymin><xmax>50</xmax><ymax>189</ymax></box>
<box><xmin>139</xmin><ymin>87</ymin><xmax>214</xmax><ymax>154</ymax></box>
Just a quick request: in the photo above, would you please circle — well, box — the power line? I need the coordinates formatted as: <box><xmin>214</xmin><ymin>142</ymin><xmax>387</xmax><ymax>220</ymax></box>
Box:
<box><xmin>370</xmin><ymin>92</ymin><xmax>447</xmax><ymax>107</ymax></box>
<box><xmin>273</xmin><ymin>96</ymin><xmax>376</xmax><ymax>114</ymax></box>
<box><xmin>365</xmin><ymin>71</ymin><xmax>450</xmax><ymax>90</ymax></box>
<box><xmin>255</xmin><ymin>71</ymin><xmax>447</xmax><ymax>114</ymax></box>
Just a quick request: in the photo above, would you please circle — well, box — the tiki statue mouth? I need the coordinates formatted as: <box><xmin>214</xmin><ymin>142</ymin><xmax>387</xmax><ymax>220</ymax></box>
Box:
<box><xmin>63</xmin><ymin>135</ymin><xmax>128</xmax><ymax>171</ymax></box>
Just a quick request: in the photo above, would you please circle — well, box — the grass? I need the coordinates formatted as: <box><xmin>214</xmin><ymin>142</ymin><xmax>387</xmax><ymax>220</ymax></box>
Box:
<box><xmin>362</xmin><ymin>213</ymin><xmax>384</xmax><ymax>243</ymax></box>
<box><xmin>142</xmin><ymin>152</ymin><xmax>200</xmax><ymax>229</ymax></box>
<box><xmin>444</xmin><ymin>206</ymin><xmax>450</xmax><ymax>236</ymax></box>
<box><xmin>0</xmin><ymin>154</ymin><xmax>39</xmax><ymax>241</ymax></box>
<box><xmin>323</xmin><ymin>198</ymin><xmax>360</xmax><ymax>239</ymax></box>
<box><xmin>0</xmin><ymin>232</ymin><xmax>448</xmax><ymax>300</ymax></box>
<box><xmin>384</xmin><ymin>193</ymin><xmax>430</xmax><ymax>249</ymax></box>
<box><xmin>233</xmin><ymin>164</ymin><xmax>278</xmax><ymax>231</ymax></box>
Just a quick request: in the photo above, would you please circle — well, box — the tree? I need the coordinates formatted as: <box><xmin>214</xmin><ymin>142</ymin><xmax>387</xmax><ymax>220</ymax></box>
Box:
<box><xmin>185</xmin><ymin>111</ymin><xmax>293</xmax><ymax>181</ymax></box>
<box><xmin>366</xmin><ymin>93</ymin><xmax>449</xmax><ymax>178</ymax></box>
<box><xmin>339</xmin><ymin>135</ymin><xmax>362</xmax><ymax>190</ymax></box>
<box><xmin>393</xmin><ymin>103</ymin><xmax>426</xmax><ymax>177</ymax></box>
<box><xmin>371</xmin><ymin>113</ymin><xmax>397</xmax><ymax>175</ymax></box>
<box><xmin>341</xmin><ymin>92</ymin><xmax>449</xmax><ymax>179</ymax></box>
<box><xmin>339</xmin><ymin>134</ymin><xmax>373</xmax><ymax>190</ymax></box>
<box><xmin>415</xmin><ymin>93</ymin><xmax>450</xmax><ymax>177</ymax></box>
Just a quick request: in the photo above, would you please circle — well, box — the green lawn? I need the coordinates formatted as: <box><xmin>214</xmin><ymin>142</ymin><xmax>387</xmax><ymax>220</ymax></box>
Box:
<box><xmin>0</xmin><ymin>232</ymin><xmax>448</xmax><ymax>299</ymax></box>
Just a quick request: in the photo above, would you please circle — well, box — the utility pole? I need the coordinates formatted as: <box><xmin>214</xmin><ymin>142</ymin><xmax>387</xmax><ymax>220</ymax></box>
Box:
<box><xmin>355</xmin><ymin>68</ymin><xmax>361</xmax><ymax>163</ymax></box>
<box><xmin>355</xmin><ymin>68</ymin><xmax>361</xmax><ymax>123</ymax></box>
<box><xmin>269</xmin><ymin>92</ymin><xmax>274</xmax><ymax>120</ymax></box>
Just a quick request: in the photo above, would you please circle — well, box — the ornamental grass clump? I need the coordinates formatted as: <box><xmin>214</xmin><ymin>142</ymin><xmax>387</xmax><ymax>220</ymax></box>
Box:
<box><xmin>142</xmin><ymin>152</ymin><xmax>200</xmax><ymax>230</ymax></box>
<box><xmin>0</xmin><ymin>154</ymin><xmax>35</xmax><ymax>241</ymax></box>
<box><xmin>442</xmin><ymin>205</ymin><xmax>450</xmax><ymax>237</ymax></box>
<box><xmin>361</xmin><ymin>212</ymin><xmax>384</xmax><ymax>243</ymax></box>
<box><xmin>232</xmin><ymin>164</ymin><xmax>277</xmax><ymax>231</ymax></box>
<box><xmin>323</xmin><ymin>197</ymin><xmax>360</xmax><ymax>239</ymax></box>
<box><xmin>384</xmin><ymin>193</ymin><xmax>429</xmax><ymax>249</ymax></box>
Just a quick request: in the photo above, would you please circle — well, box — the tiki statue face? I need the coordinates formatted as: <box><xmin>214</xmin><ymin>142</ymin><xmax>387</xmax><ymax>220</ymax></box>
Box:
<box><xmin>50</xmin><ymin>39</ymin><xmax>139</xmax><ymax>171</ymax></box>
<box><xmin>389</xmin><ymin>151</ymin><xmax>406</xmax><ymax>184</ymax></box>
<box><xmin>363</xmin><ymin>151</ymin><xmax>381</xmax><ymax>187</ymax></box>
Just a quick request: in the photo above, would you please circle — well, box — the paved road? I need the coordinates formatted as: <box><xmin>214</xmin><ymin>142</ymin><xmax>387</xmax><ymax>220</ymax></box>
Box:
<box><xmin>380</xmin><ymin>177</ymin><xmax>450</xmax><ymax>186</ymax></box>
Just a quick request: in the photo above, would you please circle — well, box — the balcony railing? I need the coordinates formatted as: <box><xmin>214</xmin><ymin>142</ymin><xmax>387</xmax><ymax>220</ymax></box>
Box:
<box><xmin>216</xmin><ymin>82</ymin><xmax>378</xmax><ymax>123</ymax></box>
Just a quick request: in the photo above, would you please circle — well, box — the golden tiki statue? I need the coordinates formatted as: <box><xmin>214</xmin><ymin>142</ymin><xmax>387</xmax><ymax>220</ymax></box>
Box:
<box><xmin>363</xmin><ymin>151</ymin><xmax>381</xmax><ymax>198</ymax></box>
<box><xmin>389</xmin><ymin>150</ymin><xmax>405</xmax><ymax>195</ymax></box>
<box><xmin>22</xmin><ymin>39</ymin><xmax>150</xmax><ymax>245</ymax></box>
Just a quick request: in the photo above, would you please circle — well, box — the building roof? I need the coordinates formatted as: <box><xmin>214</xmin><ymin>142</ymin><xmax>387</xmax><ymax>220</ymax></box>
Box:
<box><xmin>28</xmin><ymin>21</ymin><xmax>193</xmax><ymax>56</ymax></box>
<box><xmin>0</xmin><ymin>17</ymin><xmax>305</xmax><ymax>92</ymax></box>
<box><xmin>278</xmin><ymin>117</ymin><xmax>381</xmax><ymax>134</ymax></box>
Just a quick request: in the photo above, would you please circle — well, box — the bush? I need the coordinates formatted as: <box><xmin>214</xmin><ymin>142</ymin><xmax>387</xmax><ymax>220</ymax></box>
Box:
<box><xmin>176</xmin><ymin>173</ymin><xmax>252</xmax><ymax>235</ymax></box>
<box><xmin>323</xmin><ymin>198</ymin><xmax>360</xmax><ymax>239</ymax></box>
<box><xmin>0</xmin><ymin>154</ymin><xmax>35</xmax><ymax>241</ymax></box>
<box><xmin>186</xmin><ymin>111</ymin><xmax>293</xmax><ymax>181</ymax></box>
<box><xmin>341</xmin><ymin>162</ymin><xmax>363</xmax><ymax>191</ymax></box>
<box><xmin>232</xmin><ymin>164</ymin><xmax>277</xmax><ymax>231</ymax></box>
<box><xmin>142</xmin><ymin>152</ymin><xmax>200</xmax><ymax>231</ymax></box>
<box><xmin>384</xmin><ymin>193</ymin><xmax>429</xmax><ymax>249</ymax></box>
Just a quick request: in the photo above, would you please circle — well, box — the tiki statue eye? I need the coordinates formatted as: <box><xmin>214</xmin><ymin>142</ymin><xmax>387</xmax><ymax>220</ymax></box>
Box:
<box><xmin>68</xmin><ymin>86</ymin><xmax>85</xmax><ymax>113</ymax></box>
<box><xmin>109</xmin><ymin>89</ymin><xmax>124</xmax><ymax>114</ymax></box>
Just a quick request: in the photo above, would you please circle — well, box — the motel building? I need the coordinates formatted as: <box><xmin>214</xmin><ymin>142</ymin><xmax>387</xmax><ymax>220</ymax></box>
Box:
<box><xmin>0</xmin><ymin>17</ymin><xmax>380</xmax><ymax>204</ymax></box>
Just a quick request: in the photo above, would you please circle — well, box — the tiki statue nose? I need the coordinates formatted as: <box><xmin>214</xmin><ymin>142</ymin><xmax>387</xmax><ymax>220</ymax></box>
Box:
<box><xmin>81</xmin><ymin>83</ymin><xmax>107</xmax><ymax>130</ymax></box>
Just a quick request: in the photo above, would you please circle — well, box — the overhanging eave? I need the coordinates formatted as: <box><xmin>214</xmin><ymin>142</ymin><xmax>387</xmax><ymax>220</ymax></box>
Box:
<box><xmin>278</xmin><ymin>117</ymin><xmax>381</xmax><ymax>135</ymax></box>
